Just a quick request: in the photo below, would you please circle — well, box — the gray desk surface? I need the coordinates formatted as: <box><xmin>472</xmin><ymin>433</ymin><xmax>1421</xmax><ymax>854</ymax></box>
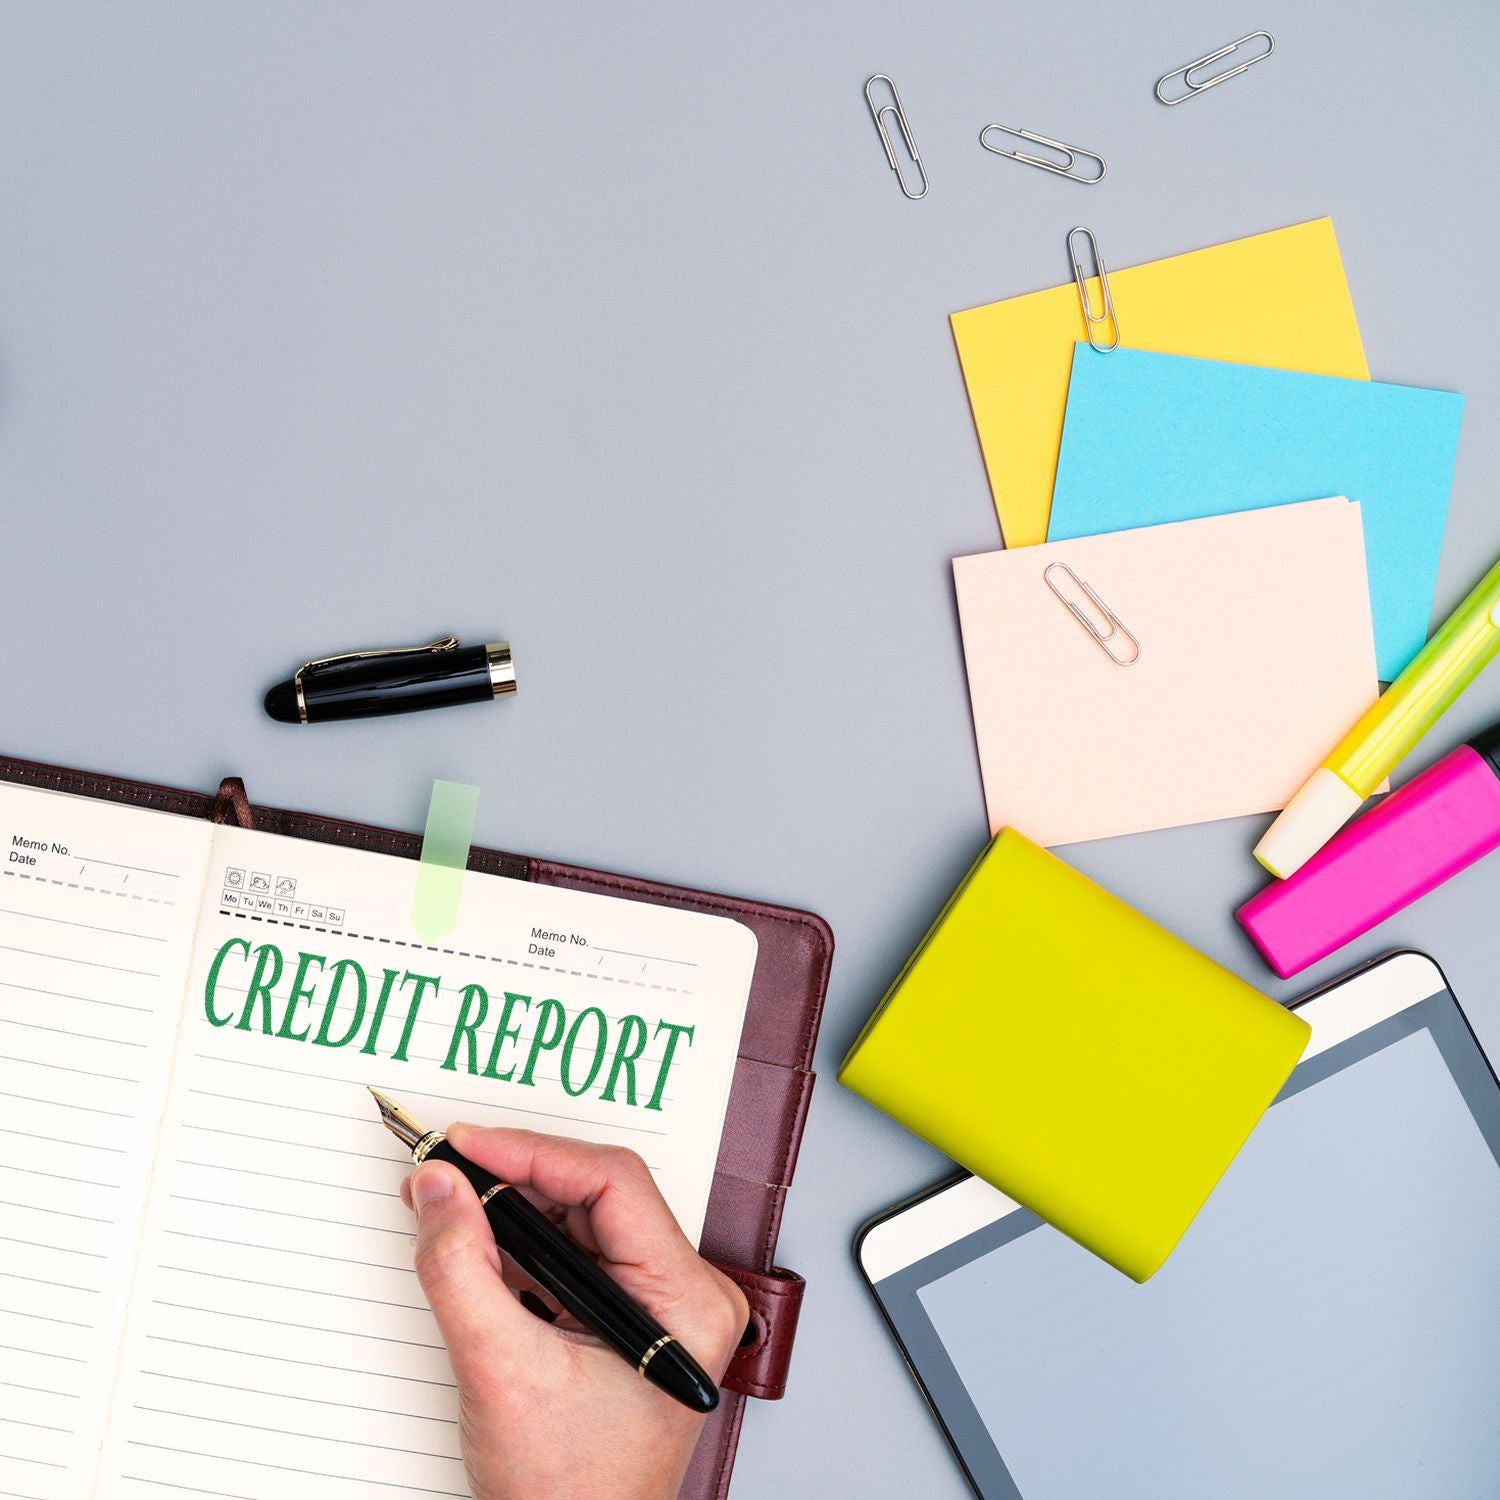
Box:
<box><xmin>4</xmin><ymin>3</ymin><xmax>1498</xmax><ymax>1495</ymax></box>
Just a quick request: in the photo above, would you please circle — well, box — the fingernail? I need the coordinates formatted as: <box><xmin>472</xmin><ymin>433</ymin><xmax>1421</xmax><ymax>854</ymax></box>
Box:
<box><xmin>411</xmin><ymin>1166</ymin><xmax>453</xmax><ymax>1211</ymax></box>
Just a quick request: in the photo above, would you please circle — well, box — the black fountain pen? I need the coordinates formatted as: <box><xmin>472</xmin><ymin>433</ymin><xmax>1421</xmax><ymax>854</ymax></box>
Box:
<box><xmin>369</xmin><ymin>1089</ymin><xmax>720</xmax><ymax>1414</ymax></box>
<box><xmin>265</xmin><ymin>635</ymin><xmax>516</xmax><ymax>724</ymax></box>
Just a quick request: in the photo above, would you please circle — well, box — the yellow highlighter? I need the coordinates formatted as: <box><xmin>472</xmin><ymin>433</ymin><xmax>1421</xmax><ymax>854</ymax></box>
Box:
<box><xmin>1256</xmin><ymin>554</ymin><xmax>1500</xmax><ymax>878</ymax></box>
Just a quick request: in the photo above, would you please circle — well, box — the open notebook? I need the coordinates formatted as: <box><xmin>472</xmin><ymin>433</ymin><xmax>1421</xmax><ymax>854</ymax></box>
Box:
<box><xmin>0</xmin><ymin>781</ymin><xmax>757</xmax><ymax>1500</ymax></box>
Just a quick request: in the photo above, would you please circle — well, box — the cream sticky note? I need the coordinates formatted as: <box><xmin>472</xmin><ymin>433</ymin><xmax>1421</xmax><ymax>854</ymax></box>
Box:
<box><xmin>952</xmin><ymin>499</ymin><xmax>1379</xmax><ymax>846</ymax></box>
<box><xmin>950</xmin><ymin>219</ymin><xmax>1370</xmax><ymax>547</ymax></box>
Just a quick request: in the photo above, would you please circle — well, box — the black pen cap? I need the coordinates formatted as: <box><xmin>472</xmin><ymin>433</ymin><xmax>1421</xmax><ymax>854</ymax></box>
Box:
<box><xmin>264</xmin><ymin>680</ymin><xmax>300</xmax><ymax>723</ymax></box>
<box><xmin>264</xmin><ymin>638</ymin><xmax>515</xmax><ymax>724</ymax></box>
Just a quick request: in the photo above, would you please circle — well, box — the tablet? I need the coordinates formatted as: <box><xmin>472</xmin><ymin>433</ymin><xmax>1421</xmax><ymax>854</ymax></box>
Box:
<box><xmin>856</xmin><ymin>951</ymin><xmax>1500</xmax><ymax>1500</ymax></box>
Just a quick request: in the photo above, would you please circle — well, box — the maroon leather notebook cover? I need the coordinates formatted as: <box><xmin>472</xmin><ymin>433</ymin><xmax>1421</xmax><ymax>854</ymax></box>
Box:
<box><xmin>0</xmin><ymin>755</ymin><xmax>834</xmax><ymax>1500</ymax></box>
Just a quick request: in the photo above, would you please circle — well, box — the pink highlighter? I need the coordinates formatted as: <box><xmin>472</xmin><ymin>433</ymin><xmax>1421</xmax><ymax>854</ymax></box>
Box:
<box><xmin>1238</xmin><ymin>721</ymin><xmax>1500</xmax><ymax>978</ymax></box>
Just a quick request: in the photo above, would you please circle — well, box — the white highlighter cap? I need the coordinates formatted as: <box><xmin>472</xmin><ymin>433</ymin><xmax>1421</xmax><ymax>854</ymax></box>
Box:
<box><xmin>1254</xmin><ymin>768</ymin><xmax>1365</xmax><ymax>878</ymax></box>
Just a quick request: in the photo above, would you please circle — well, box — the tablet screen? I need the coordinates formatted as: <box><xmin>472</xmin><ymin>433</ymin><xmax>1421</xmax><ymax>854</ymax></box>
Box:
<box><xmin>867</xmin><ymin>969</ymin><xmax>1500</xmax><ymax>1499</ymax></box>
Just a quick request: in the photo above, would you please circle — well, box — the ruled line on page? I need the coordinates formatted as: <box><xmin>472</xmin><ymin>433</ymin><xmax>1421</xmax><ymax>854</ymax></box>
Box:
<box><xmin>124</xmin><ymin>1445</ymin><xmax>465</xmax><ymax>1497</ymax></box>
<box><xmin>0</xmin><ymin>1090</ymin><xmax>135</xmax><ymax>1119</ymax></box>
<box><xmin>0</xmin><ymin>1164</ymin><xmax>121</xmax><ymax>1191</ymax></box>
<box><xmin>149</xmin><ymin>1302</ymin><xmax>440</xmax><ymax>1352</ymax></box>
<box><xmin>186</xmin><ymin>1088</ymin><xmax>370</xmax><ymax>1123</ymax></box>
<box><xmin>72</xmin><ymin>855</ymin><xmax>179</xmax><ymax>879</ymax></box>
<box><xmin>177</xmin><ymin>1125</ymin><xmax>394</xmax><ymax>1162</ymax></box>
<box><xmin>0</xmin><ymin>943</ymin><xmax>159</xmax><ymax>977</ymax></box>
<box><xmin>156</xmin><ymin>1266</ymin><xmax>425</xmax><ymax>1313</ymax></box>
<box><xmin>319</xmin><ymin>1050</ymin><xmax>678</xmax><ymax>1110</ymax></box>
<box><xmin>0</xmin><ymin>1127</ymin><xmax>128</xmax><ymax>1154</ymax></box>
<box><xmin>594</xmin><ymin>946</ymin><xmax>699</xmax><ymax>967</ymax></box>
<box><xmin>124</xmin><ymin>1446</ymin><xmax>465</xmax><ymax>1497</ymax></box>
<box><xmin>0</xmin><ymin>1342</ymin><xmax>86</xmax><ymax>1364</ymax></box>
<box><xmin>162</xmin><ymin>1230</ymin><xmax>415</xmax><ymax>1274</ymax></box>
<box><xmin>189</xmin><ymin>1055</ymin><xmax>671</xmax><ymax>1137</ymax></box>
<box><xmin>0</xmin><ymin>1380</ymin><xmax>80</xmax><ymax>1401</ymax></box>
<box><xmin>0</xmin><ymin>906</ymin><xmax>169</xmax><ymax>942</ymax></box>
<box><xmin>0</xmin><ymin>1234</ymin><xmax>107</xmax><ymax>1259</ymax></box>
<box><xmin>0</xmin><ymin>1199</ymin><xmax>115</xmax><ymax>1225</ymax></box>
<box><xmin>0</xmin><ymin>1306</ymin><xmax>96</xmax><ymax>1330</ymax></box>
<box><xmin>143</xmin><ymin>1337</ymin><xmax>454</xmax><ymax>1387</ymax></box>
<box><xmin>0</xmin><ymin>1272</ymin><xmax>100</xmax><ymax>1295</ymax></box>
<box><xmin>138</xmin><ymin>1371</ymin><xmax>458</xmax><ymax>1425</ymax></box>
<box><xmin>0</xmin><ymin>1016</ymin><xmax>148</xmax><ymax>1048</ymax></box>
<box><xmin>5</xmin><ymin>1056</ymin><xmax>141</xmax><ymax>1085</ymax></box>
<box><xmin>131</xmin><ymin>1407</ymin><xmax>456</xmax><ymax>1462</ymax></box>
<box><xmin>171</xmin><ymin>1150</ymin><xmax>654</xmax><ymax>1187</ymax></box>
<box><xmin>0</xmin><ymin>979</ymin><xmax>152</xmax><ymax>1013</ymax></box>
<box><xmin>165</xmin><ymin>1195</ymin><xmax>410</xmax><ymax>1237</ymax></box>
<box><xmin>119</xmin><ymin>1478</ymin><xmax>255</xmax><ymax>1500</ymax></box>
<box><xmin>171</xmin><ymin>1160</ymin><xmax>395</xmax><ymax>1198</ymax></box>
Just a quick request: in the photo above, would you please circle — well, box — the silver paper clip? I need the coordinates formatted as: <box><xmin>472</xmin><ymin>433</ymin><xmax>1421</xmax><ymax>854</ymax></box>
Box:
<box><xmin>1068</xmin><ymin>226</ymin><xmax>1120</xmax><ymax>353</ymax></box>
<box><xmin>1155</xmin><ymin>31</ymin><xmax>1275</xmax><ymax>105</ymax></box>
<box><xmin>1044</xmin><ymin>563</ymin><xmax>1141</xmax><ymax>666</ymax></box>
<box><xmin>865</xmin><ymin>74</ymin><xmax>928</xmax><ymax>200</ymax></box>
<box><xmin>979</xmin><ymin>125</ymin><xmax>1106</xmax><ymax>184</ymax></box>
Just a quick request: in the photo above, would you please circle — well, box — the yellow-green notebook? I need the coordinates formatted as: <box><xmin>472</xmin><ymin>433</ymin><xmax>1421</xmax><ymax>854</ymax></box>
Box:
<box><xmin>839</xmin><ymin>830</ymin><xmax>1309</xmax><ymax>1280</ymax></box>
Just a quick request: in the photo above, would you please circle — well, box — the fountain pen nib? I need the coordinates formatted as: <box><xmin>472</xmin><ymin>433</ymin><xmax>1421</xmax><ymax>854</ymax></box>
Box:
<box><xmin>368</xmin><ymin>1087</ymin><xmax>427</xmax><ymax>1150</ymax></box>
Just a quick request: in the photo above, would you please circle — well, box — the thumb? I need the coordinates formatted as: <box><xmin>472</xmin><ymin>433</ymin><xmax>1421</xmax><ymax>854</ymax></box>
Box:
<box><xmin>409</xmin><ymin>1161</ymin><xmax>543</xmax><ymax>1391</ymax></box>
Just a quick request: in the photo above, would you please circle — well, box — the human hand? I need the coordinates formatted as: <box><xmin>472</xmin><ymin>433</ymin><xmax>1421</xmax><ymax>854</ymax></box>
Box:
<box><xmin>400</xmin><ymin>1126</ymin><xmax>748</xmax><ymax>1500</ymax></box>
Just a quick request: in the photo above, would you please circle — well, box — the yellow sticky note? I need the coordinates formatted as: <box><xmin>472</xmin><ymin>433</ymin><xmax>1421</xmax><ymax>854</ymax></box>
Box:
<box><xmin>950</xmin><ymin>219</ymin><xmax>1369</xmax><ymax>547</ymax></box>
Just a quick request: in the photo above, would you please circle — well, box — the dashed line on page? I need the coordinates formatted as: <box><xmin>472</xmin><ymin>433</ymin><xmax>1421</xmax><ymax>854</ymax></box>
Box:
<box><xmin>220</xmin><ymin>909</ymin><xmax>693</xmax><ymax>994</ymax></box>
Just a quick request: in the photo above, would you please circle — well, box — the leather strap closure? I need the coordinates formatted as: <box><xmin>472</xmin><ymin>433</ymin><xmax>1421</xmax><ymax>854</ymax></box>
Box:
<box><xmin>211</xmin><ymin>776</ymin><xmax>255</xmax><ymax>829</ymax></box>
<box><xmin>713</xmin><ymin>1263</ymin><xmax>805</xmax><ymax>1401</ymax></box>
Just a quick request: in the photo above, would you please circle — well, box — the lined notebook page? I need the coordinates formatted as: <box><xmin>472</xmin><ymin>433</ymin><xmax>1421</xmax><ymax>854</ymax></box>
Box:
<box><xmin>0</xmin><ymin>785</ymin><xmax>212</xmax><ymax>1500</ymax></box>
<box><xmin>95</xmin><ymin>824</ymin><xmax>756</xmax><ymax>1500</ymax></box>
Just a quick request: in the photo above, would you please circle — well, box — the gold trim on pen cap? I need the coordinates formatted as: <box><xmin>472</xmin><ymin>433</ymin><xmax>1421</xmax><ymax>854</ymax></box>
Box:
<box><xmin>293</xmin><ymin>636</ymin><xmax>462</xmax><ymax>724</ymax></box>
<box><xmin>478</xmin><ymin>1183</ymin><xmax>512</xmax><ymax>1206</ymax></box>
<box><xmin>637</xmin><ymin>1334</ymin><xmax>676</xmax><ymax>1375</ymax></box>
<box><xmin>485</xmin><ymin>642</ymin><xmax>516</xmax><ymax>698</ymax></box>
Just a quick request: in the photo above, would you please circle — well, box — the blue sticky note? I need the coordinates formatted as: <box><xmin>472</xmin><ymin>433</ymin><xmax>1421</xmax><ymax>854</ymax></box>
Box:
<box><xmin>1049</xmin><ymin>347</ymin><xmax>1465</xmax><ymax>680</ymax></box>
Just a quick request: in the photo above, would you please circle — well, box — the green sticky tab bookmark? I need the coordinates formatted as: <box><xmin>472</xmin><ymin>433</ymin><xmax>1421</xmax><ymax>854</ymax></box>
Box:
<box><xmin>411</xmin><ymin>780</ymin><xmax>481</xmax><ymax>942</ymax></box>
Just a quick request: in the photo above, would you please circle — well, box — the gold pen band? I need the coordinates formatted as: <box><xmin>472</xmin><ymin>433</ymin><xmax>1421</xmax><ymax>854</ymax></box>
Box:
<box><xmin>412</xmin><ymin>1130</ymin><xmax>447</xmax><ymax>1164</ymax></box>
<box><xmin>478</xmin><ymin>1183</ymin><xmax>511</xmax><ymax>1206</ymax></box>
<box><xmin>485</xmin><ymin>641</ymin><xmax>516</xmax><ymax>698</ymax></box>
<box><xmin>637</xmin><ymin>1334</ymin><xmax>675</xmax><ymax>1375</ymax></box>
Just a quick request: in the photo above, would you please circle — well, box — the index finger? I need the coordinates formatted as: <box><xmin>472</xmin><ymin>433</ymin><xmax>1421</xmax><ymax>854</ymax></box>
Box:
<box><xmin>444</xmin><ymin>1124</ymin><xmax>700</xmax><ymax>1275</ymax></box>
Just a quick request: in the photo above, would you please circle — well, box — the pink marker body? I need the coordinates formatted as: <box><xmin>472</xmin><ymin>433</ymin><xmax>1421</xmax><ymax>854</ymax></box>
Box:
<box><xmin>1238</xmin><ymin>732</ymin><xmax>1500</xmax><ymax>979</ymax></box>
